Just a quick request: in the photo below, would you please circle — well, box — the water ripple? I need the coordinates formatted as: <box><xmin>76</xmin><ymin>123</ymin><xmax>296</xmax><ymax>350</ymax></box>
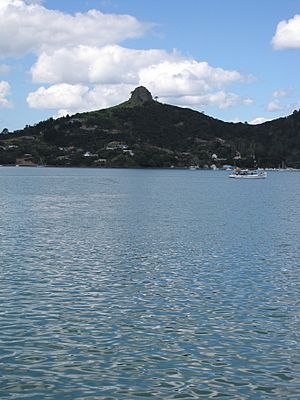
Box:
<box><xmin>0</xmin><ymin>168</ymin><xmax>300</xmax><ymax>399</ymax></box>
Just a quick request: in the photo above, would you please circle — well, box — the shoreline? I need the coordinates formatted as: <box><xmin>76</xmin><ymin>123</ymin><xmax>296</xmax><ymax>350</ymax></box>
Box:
<box><xmin>0</xmin><ymin>164</ymin><xmax>299</xmax><ymax>172</ymax></box>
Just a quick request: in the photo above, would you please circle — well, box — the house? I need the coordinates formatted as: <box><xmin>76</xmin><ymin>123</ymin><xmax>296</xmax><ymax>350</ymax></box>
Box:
<box><xmin>94</xmin><ymin>158</ymin><xmax>107</xmax><ymax>166</ymax></box>
<box><xmin>123</xmin><ymin>149</ymin><xmax>135</xmax><ymax>156</ymax></box>
<box><xmin>106</xmin><ymin>141</ymin><xmax>129</xmax><ymax>151</ymax></box>
<box><xmin>233</xmin><ymin>151</ymin><xmax>241</xmax><ymax>160</ymax></box>
<box><xmin>84</xmin><ymin>151</ymin><xmax>98</xmax><ymax>158</ymax></box>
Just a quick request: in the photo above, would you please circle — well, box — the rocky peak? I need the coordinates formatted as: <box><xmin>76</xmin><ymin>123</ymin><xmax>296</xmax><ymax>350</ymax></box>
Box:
<box><xmin>130</xmin><ymin>86</ymin><xmax>153</xmax><ymax>103</ymax></box>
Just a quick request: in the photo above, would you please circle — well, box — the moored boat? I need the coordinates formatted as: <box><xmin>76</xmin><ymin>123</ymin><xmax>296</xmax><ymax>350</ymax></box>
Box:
<box><xmin>229</xmin><ymin>168</ymin><xmax>267</xmax><ymax>179</ymax></box>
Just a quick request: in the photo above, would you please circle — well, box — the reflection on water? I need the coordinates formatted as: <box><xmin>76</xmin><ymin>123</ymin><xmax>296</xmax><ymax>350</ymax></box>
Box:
<box><xmin>0</xmin><ymin>167</ymin><xmax>300</xmax><ymax>399</ymax></box>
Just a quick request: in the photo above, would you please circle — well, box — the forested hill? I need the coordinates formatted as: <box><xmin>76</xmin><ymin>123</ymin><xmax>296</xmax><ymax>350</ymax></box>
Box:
<box><xmin>1</xmin><ymin>86</ymin><xmax>300</xmax><ymax>168</ymax></box>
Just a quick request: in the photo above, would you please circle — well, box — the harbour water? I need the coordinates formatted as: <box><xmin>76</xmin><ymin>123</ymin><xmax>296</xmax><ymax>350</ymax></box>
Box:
<box><xmin>0</xmin><ymin>167</ymin><xmax>299</xmax><ymax>399</ymax></box>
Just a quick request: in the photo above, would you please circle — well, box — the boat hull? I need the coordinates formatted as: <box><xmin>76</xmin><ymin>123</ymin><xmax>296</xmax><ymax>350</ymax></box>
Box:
<box><xmin>229</xmin><ymin>172</ymin><xmax>267</xmax><ymax>179</ymax></box>
<box><xmin>229</xmin><ymin>168</ymin><xmax>267</xmax><ymax>179</ymax></box>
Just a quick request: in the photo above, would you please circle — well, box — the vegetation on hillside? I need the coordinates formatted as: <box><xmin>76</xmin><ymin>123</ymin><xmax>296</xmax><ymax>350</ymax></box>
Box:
<box><xmin>1</xmin><ymin>87</ymin><xmax>300</xmax><ymax>168</ymax></box>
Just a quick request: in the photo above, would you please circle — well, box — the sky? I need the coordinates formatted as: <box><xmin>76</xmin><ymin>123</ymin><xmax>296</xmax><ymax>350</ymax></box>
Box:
<box><xmin>0</xmin><ymin>0</ymin><xmax>300</xmax><ymax>131</ymax></box>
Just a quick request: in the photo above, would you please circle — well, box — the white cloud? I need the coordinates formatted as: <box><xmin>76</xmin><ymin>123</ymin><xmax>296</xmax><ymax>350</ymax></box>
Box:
<box><xmin>29</xmin><ymin>45</ymin><xmax>252</xmax><ymax>114</ymax></box>
<box><xmin>84</xmin><ymin>84</ymin><xmax>136</xmax><ymax>109</ymax></box>
<box><xmin>0</xmin><ymin>81</ymin><xmax>12</xmax><ymax>108</ymax></box>
<box><xmin>266</xmin><ymin>100</ymin><xmax>284</xmax><ymax>112</ymax></box>
<box><xmin>31</xmin><ymin>47</ymin><xmax>245</xmax><ymax>93</ymax></box>
<box><xmin>230</xmin><ymin>117</ymin><xmax>242</xmax><ymax>123</ymax></box>
<box><xmin>27</xmin><ymin>84</ymin><xmax>90</xmax><ymax>109</ymax></box>
<box><xmin>139</xmin><ymin>60</ymin><xmax>244</xmax><ymax>97</ymax></box>
<box><xmin>13</xmin><ymin>0</ymin><xmax>253</xmax><ymax>116</ymax></box>
<box><xmin>272</xmin><ymin>89</ymin><xmax>291</xmax><ymax>98</ymax></box>
<box><xmin>249</xmin><ymin>117</ymin><xmax>271</xmax><ymax>125</ymax></box>
<box><xmin>27</xmin><ymin>83</ymin><xmax>134</xmax><ymax>115</ymax></box>
<box><xmin>272</xmin><ymin>14</ymin><xmax>300</xmax><ymax>50</ymax></box>
<box><xmin>139</xmin><ymin>61</ymin><xmax>253</xmax><ymax>109</ymax></box>
<box><xmin>287</xmin><ymin>100</ymin><xmax>300</xmax><ymax>113</ymax></box>
<box><xmin>23</xmin><ymin>0</ymin><xmax>44</xmax><ymax>3</ymax></box>
<box><xmin>31</xmin><ymin>45</ymin><xmax>177</xmax><ymax>84</ymax></box>
<box><xmin>159</xmin><ymin>91</ymin><xmax>253</xmax><ymax>110</ymax></box>
<box><xmin>265</xmin><ymin>98</ymin><xmax>300</xmax><ymax>116</ymax></box>
<box><xmin>0</xmin><ymin>0</ymin><xmax>149</xmax><ymax>57</ymax></box>
<box><xmin>27</xmin><ymin>83</ymin><xmax>253</xmax><ymax>117</ymax></box>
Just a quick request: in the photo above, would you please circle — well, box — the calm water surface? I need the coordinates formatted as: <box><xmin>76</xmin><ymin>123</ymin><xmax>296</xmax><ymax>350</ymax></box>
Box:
<box><xmin>0</xmin><ymin>167</ymin><xmax>299</xmax><ymax>399</ymax></box>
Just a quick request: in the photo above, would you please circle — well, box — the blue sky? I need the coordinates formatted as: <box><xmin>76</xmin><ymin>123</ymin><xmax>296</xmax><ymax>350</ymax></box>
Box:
<box><xmin>0</xmin><ymin>0</ymin><xmax>300</xmax><ymax>131</ymax></box>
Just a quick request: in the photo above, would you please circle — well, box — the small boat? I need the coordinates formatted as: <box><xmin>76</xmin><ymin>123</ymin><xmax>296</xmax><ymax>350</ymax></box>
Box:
<box><xmin>229</xmin><ymin>168</ymin><xmax>267</xmax><ymax>179</ymax></box>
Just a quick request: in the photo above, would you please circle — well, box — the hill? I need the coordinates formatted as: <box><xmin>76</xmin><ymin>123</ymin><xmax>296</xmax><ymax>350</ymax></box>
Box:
<box><xmin>1</xmin><ymin>86</ymin><xmax>300</xmax><ymax>168</ymax></box>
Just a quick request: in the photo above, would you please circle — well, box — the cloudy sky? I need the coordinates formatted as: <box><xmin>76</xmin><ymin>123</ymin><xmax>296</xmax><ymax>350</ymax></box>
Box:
<box><xmin>0</xmin><ymin>0</ymin><xmax>300</xmax><ymax>131</ymax></box>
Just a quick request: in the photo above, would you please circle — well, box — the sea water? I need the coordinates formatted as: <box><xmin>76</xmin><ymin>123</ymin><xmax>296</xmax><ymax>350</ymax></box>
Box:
<box><xmin>0</xmin><ymin>167</ymin><xmax>299</xmax><ymax>399</ymax></box>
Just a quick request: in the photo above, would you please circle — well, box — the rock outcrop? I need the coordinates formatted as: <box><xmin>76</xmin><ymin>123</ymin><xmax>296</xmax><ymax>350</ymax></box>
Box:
<box><xmin>130</xmin><ymin>86</ymin><xmax>153</xmax><ymax>103</ymax></box>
